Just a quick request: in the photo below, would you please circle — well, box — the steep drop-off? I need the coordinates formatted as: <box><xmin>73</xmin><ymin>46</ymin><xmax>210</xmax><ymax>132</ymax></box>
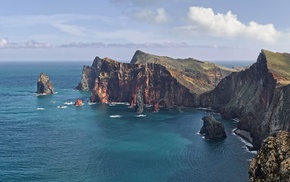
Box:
<box><xmin>199</xmin><ymin>49</ymin><xmax>290</xmax><ymax>149</ymax></box>
<box><xmin>80</xmin><ymin>56</ymin><xmax>196</xmax><ymax>107</ymax></box>
<box><xmin>249</xmin><ymin>130</ymin><xmax>290</xmax><ymax>182</ymax></box>
<box><xmin>131</xmin><ymin>50</ymin><xmax>237</xmax><ymax>94</ymax></box>
<box><xmin>76</xmin><ymin>51</ymin><xmax>237</xmax><ymax>108</ymax></box>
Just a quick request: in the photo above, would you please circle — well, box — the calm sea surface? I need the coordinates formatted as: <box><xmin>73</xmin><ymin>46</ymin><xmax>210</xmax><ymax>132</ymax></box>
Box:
<box><xmin>0</xmin><ymin>61</ymin><xmax>254</xmax><ymax>182</ymax></box>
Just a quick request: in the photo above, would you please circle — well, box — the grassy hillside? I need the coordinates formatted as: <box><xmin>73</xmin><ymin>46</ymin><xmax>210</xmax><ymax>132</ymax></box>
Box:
<box><xmin>130</xmin><ymin>50</ymin><xmax>240</xmax><ymax>94</ymax></box>
<box><xmin>263</xmin><ymin>49</ymin><xmax>290</xmax><ymax>86</ymax></box>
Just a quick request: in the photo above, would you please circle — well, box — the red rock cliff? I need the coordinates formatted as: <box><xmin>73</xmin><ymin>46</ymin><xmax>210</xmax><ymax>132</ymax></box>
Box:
<box><xmin>89</xmin><ymin>57</ymin><xmax>196</xmax><ymax>107</ymax></box>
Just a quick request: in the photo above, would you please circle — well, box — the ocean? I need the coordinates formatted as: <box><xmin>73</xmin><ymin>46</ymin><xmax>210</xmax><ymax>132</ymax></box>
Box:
<box><xmin>0</xmin><ymin>60</ymin><xmax>255</xmax><ymax>182</ymax></box>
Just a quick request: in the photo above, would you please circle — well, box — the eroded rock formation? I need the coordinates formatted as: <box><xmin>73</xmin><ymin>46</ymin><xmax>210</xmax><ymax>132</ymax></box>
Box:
<box><xmin>36</xmin><ymin>72</ymin><xmax>54</xmax><ymax>95</ymax></box>
<box><xmin>76</xmin><ymin>50</ymin><xmax>238</xmax><ymax>109</ymax></box>
<box><xmin>249</xmin><ymin>130</ymin><xmax>290</xmax><ymax>182</ymax></box>
<box><xmin>135</xmin><ymin>86</ymin><xmax>144</xmax><ymax>114</ymax></box>
<box><xmin>200</xmin><ymin>115</ymin><xmax>227</xmax><ymax>139</ymax></box>
<box><xmin>199</xmin><ymin>49</ymin><xmax>290</xmax><ymax>149</ymax></box>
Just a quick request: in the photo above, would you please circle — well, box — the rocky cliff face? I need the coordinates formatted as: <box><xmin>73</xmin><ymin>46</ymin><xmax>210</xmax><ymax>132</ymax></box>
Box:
<box><xmin>131</xmin><ymin>50</ymin><xmax>237</xmax><ymax>94</ymax></box>
<box><xmin>249</xmin><ymin>130</ymin><xmax>290</xmax><ymax>182</ymax></box>
<box><xmin>199</xmin><ymin>49</ymin><xmax>290</xmax><ymax>149</ymax></box>
<box><xmin>76</xmin><ymin>51</ymin><xmax>237</xmax><ymax>108</ymax></box>
<box><xmin>36</xmin><ymin>72</ymin><xmax>54</xmax><ymax>94</ymax></box>
<box><xmin>85</xmin><ymin>56</ymin><xmax>196</xmax><ymax>107</ymax></box>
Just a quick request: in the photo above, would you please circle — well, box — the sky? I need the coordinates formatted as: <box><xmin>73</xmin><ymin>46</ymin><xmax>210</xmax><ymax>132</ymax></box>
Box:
<box><xmin>1</xmin><ymin>0</ymin><xmax>290</xmax><ymax>62</ymax></box>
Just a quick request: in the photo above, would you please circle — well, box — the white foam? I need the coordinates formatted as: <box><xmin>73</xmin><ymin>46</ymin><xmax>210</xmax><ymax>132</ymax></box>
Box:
<box><xmin>110</xmin><ymin>115</ymin><xmax>121</xmax><ymax>118</ymax></box>
<box><xmin>88</xmin><ymin>102</ymin><xmax>96</xmax><ymax>105</ymax></box>
<box><xmin>232</xmin><ymin>129</ymin><xmax>257</xmax><ymax>154</ymax></box>
<box><xmin>75</xmin><ymin>103</ymin><xmax>84</xmax><ymax>107</ymax></box>
<box><xmin>232</xmin><ymin>118</ymin><xmax>240</xmax><ymax>123</ymax></box>
<box><xmin>57</xmin><ymin>105</ymin><xmax>67</xmax><ymax>109</ymax></box>
<box><xmin>135</xmin><ymin>114</ymin><xmax>146</xmax><ymax>117</ymax></box>
<box><xmin>35</xmin><ymin>93</ymin><xmax>47</xmax><ymax>96</ymax></box>
<box><xmin>36</xmin><ymin>108</ymin><xmax>45</xmax><ymax>110</ymax></box>
<box><xmin>64</xmin><ymin>101</ymin><xmax>74</xmax><ymax>105</ymax></box>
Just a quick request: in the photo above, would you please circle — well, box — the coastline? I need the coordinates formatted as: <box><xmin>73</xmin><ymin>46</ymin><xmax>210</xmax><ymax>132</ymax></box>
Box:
<box><xmin>233</xmin><ymin>128</ymin><xmax>256</xmax><ymax>151</ymax></box>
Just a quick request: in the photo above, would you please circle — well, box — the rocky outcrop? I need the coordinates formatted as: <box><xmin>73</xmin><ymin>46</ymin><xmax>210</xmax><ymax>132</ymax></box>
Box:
<box><xmin>135</xmin><ymin>86</ymin><xmax>144</xmax><ymax>114</ymax></box>
<box><xmin>199</xmin><ymin>115</ymin><xmax>227</xmax><ymax>139</ymax></box>
<box><xmin>199</xmin><ymin>49</ymin><xmax>290</xmax><ymax>149</ymax></box>
<box><xmin>249</xmin><ymin>131</ymin><xmax>290</xmax><ymax>182</ymax></box>
<box><xmin>74</xmin><ymin>99</ymin><xmax>83</xmax><ymax>106</ymax></box>
<box><xmin>36</xmin><ymin>72</ymin><xmax>54</xmax><ymax>94</ymax></box>
<box><xmin>76</xmin><ymin>50</ymin><xmax>238</xmax><ymax>108</ymax></box>
<box><xmin>88</xmin><ymin>57</ymin><xmax>196</xmax><ymax>107</ymax></box>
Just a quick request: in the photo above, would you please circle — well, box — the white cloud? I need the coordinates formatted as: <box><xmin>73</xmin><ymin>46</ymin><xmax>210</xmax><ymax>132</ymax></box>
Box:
<box><xmin>184</xmin><ymin>6</ymin><xmax>279</xmax><ymax>42</ymax></box>
<box><xmin>0</xmin><ymin>39</ymin><xmax>9</xmax><ymax>48</ymax></box>
<box><xmin>135</xmin><ymin>8</ymin><xmax>168</xmax><ymax>24</ymax></box>
<box><xmin>0</xmin><ymin>38</ymin><xmax>52</xmax><ymax>49</ymax></box>
<box><xmin>60</xmin><ymin>41</ymin><xmax>190</xmax><ymax>48</ymax></box>
<box><xmin>52</xmin><ymin>23</ymin><xmax>87</xmax><ymax>36</ymax></box>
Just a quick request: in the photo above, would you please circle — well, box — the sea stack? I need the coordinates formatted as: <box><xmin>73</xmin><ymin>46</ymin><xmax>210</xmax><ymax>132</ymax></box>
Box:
<box><xmin>200</xmin><ymin>115</ymin><xmax>227</xmax><ymax>139</ymax></box>
<box><xmin>249</xmin><ymin>131</ymin><xmax>290</xmax><ymax>182</ymax></box>
<box><xmin>135</xmin><ymin>87</ymin><xmax>144</xmax><ymax>114</ymax></box>
<box><xmin>36</xmin><ymin>72</ymin><xmax>54</xmax><ymax>95</ymax></box>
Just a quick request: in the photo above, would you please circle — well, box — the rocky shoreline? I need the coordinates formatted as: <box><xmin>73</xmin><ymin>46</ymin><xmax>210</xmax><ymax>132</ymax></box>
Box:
<box><xmin>233</xmin><ymin>128</ymin><xmax>255</xmax><ymax>151</ymax></box>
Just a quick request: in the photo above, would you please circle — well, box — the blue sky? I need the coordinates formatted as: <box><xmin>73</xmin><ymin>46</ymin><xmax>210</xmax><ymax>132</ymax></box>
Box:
<box><xmin>1</xmin><ymin>0</ymin><xmax>290</xmax><ymax>61</ymax></box>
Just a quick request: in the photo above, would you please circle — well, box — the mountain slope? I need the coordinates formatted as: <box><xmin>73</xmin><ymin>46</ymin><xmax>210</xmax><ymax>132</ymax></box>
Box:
<box><xmin>199</xmin><ymin>49</ymin><xmax>290</xmax><ymax>149</ymax></box>
<box><xmin>131</xmin><ymin>50</ymin><xmax>238</xmax><ymax>94</ymax></box>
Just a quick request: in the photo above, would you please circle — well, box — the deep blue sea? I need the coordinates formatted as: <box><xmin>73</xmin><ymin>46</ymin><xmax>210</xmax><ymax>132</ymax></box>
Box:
<box><xmin>0</xmin><ymin>61</ymin><xmax>255</xmax><ymax>182</ymax></box>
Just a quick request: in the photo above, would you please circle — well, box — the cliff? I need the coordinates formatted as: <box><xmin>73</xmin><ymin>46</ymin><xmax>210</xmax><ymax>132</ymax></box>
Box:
<box><xmin>131</xmin><ymin>50</ymin><xmax>237</xmax><ymax>94</ymax></box>
<box><xmin>76</xmin><ymin>56</ymin><xmax>196</xmax><ymax>107</ymax></box>
<box><xmin>249</xmin><ymin>130</ymin><xmax>290</xmax><ymax>182</ymax></box>
<box><xmin>199</xmin><ymin>49</ymin><xmax>290</xmax><ymax>149</ymax></box>
<box><xmin>36</xmin><ymin>72</ymin><xmax>54</xmax><ymax>95</ymax></box>
<box><xmin>76</xmin><ymin>50</ymin><xmax>238</xmax><ymax>108</ymax></box>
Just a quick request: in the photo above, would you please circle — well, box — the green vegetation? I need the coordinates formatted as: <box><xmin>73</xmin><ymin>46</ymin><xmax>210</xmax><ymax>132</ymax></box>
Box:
<box><xmin>263</xmin><ymin>49</ymin><xmax>290</xmax><ymax>86</ymax></box>
<box><xmin>130</xmin><ymin>50</ymin><xmax>240</xmax><ymax>94</ymax></box>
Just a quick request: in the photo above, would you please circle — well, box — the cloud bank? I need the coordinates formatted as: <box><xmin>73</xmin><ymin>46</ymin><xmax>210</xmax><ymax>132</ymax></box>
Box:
<box><xmin>182</xmin><ymin>7</ymin><xmax>279</xmax><ymax>42</ymax></box>
<box><xmin>60</xmin><ymin>41</ymin><xmax>192</xmax><ymax>48</ymax></box>
<box><xmin>0</xmin><ymin>38</ymin><xmax>52</xmax><ymax>49</ymax></box>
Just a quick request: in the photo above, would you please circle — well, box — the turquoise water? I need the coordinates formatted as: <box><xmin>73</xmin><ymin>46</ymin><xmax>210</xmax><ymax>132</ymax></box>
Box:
<box><xmin>0</xmin><ymin>61</ymin><xmax>254</xmax><ymax>182</ymax></box>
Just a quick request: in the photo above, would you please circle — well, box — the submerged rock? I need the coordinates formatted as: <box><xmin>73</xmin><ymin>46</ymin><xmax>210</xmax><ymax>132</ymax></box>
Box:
<box><xmin>249</xmin><ymin>130</ymin><xmax>290</xmax><ymax>182</ymax></box>
<box><xmin>36</xmin><ymin>72</ymin><xmax>54</xmax><ymax>95</ymax></box>
<box><xmin>200</xmin><ymin>115</ymin><xmax>227</xmax><ymax>139</ymax></box>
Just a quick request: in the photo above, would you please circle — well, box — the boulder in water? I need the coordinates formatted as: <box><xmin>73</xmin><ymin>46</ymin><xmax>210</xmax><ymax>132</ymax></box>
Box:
<box><xmin>75</xmin><ymin>99</ymin><xmax>83</xmax><ymax>106</ymax></box>
<box><xmin>200</xmin><ymin>115</ymin><xmax>227</xmax><ymax>139</ymax></box>
<box><xmin>36</xmin><ymin>72</ymin><xmax>54</xmax><ymax>95</ymax></box>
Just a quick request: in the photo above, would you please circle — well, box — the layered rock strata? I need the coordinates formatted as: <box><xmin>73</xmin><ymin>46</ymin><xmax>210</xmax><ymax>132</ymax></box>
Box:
<box><xmin>200</xmin><ymin>115</ymin><xmax>227</xmax><ymax>139</ymax></box>
<box><xmin>88</xmin><ymin>57</ymin><xmax>196</xmax><ymax>107</ymax></box>
<box><xmin>199</xmin><ymin>49</ymin><xmax>290</xmax><ymax>149</ymax></box>
<box><xmin>249</xmin><ymin>130</ymin><xmax>290</xmax><ymax>182</ymax></box>
<box><xmin>76</xmin><ymin>51</ymin><xmax>237</xmax><ymax>109</ymax></box>
<box><xmin>36</xmin><ymin>72</ymin><xmax>54</xmax><ymax>94</ymax></box>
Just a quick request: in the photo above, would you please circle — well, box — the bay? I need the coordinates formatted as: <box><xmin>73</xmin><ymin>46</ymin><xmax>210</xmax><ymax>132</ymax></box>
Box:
<box><xmin>0</xmin><ymin>61</ymin><xmax>254</xmax><ymax>182</ymax></box>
